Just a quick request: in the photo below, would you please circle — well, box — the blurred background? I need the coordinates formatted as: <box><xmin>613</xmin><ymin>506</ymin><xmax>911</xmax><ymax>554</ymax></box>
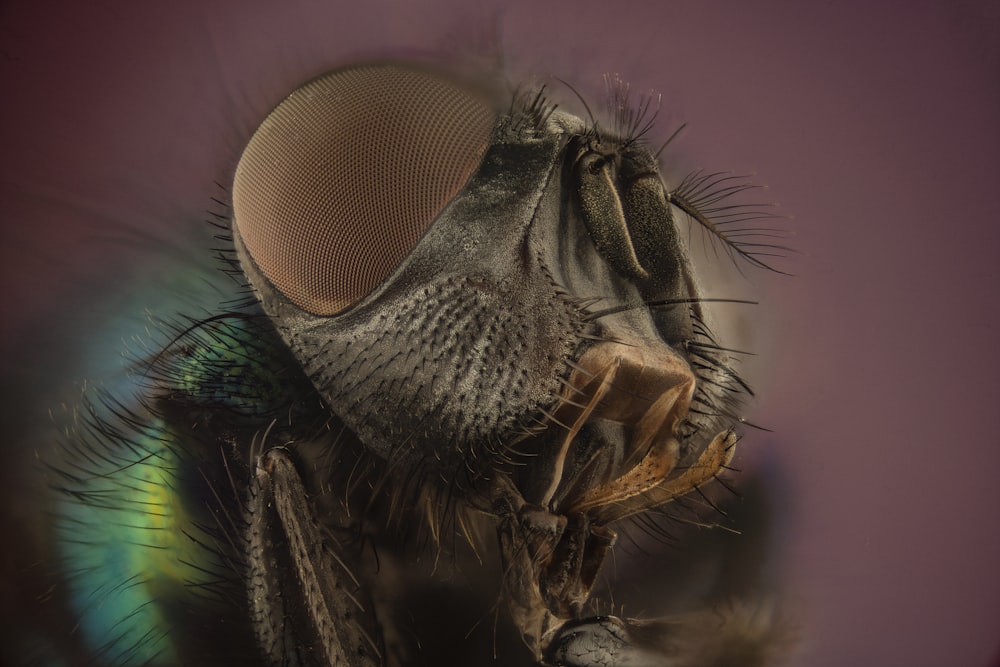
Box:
<box><xmin>1</xmin><ymin>0</ymin><xmax>997</xmax><ymax>665</ymax></box>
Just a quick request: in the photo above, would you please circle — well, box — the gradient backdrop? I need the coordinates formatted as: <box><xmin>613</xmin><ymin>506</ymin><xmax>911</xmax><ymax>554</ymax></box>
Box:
<box><xmin>1</xmin><ymin>1</ymin><xmax>998</xmax><ymax>665</ymax></box>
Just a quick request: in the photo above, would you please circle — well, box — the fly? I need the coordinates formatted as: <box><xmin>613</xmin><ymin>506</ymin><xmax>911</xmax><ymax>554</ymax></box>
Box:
<box><xmin>49</xmin><ymin>62</ymin><xmax>788</xmax><ymax>666</ymax></box>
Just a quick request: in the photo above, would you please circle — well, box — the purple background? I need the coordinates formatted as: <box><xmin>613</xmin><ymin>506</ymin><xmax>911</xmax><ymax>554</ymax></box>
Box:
<box><xmin>2</xmin><ymin>1</ymin><xmax>998</xmax><ymax>665</ymax></box>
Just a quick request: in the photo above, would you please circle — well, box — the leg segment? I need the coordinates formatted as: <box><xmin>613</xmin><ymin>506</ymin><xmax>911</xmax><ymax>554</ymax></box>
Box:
<box><xmin>246</xmin><ymin>447</ymin><xmax>383</xmax><ymax>667</ymax></box>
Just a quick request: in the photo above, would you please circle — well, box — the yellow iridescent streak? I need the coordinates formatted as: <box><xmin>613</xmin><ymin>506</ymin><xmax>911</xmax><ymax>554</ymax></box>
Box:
<box><xmin>60</xmin><ymin>417</ymin><xmax>219</xmax><ymax>665</ymax></box>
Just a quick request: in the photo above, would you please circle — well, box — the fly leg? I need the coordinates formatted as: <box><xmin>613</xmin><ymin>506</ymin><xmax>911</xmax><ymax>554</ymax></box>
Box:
<box><xmin>245</xmin><ymin>447</ymin><xmax>384</xmax><ymax>667</ymax></box>
<box><xmin>497</xmin><ymin>490</ymin><xmax>616</xmax><ymax>663</ymax></box>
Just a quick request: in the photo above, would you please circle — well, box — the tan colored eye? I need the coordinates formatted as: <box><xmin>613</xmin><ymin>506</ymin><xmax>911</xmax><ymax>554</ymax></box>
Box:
<box><xmin>232</xmin><ymin>64</ymin><xmax>497</xmax><ymax>315</ymax></box>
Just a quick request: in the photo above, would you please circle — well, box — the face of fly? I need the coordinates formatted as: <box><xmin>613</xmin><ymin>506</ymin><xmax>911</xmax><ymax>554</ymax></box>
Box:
<box><xmin>231</xmin><ymin>62</ymin><xmax>777</xmax><ymax>657</ymax></box>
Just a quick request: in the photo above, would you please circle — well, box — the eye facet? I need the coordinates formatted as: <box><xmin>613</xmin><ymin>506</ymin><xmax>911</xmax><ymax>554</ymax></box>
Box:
<box><xmin>232</xmin><ymin>63</ymin><xmax>497</xmax><ymax>315</ymax></box>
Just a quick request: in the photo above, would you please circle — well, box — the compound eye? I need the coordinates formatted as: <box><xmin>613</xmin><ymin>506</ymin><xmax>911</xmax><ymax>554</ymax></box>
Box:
<box><xmin>232</xmin><ymin>63</ymin><xmax>497</xmax><ymax>315</ymax></box>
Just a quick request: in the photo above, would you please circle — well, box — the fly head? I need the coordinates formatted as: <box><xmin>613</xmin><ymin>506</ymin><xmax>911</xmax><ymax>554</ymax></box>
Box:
<box><xmin>230</xmin><ymin>62</ymin><xmax>765</xmax><ymax>662</ymax></box>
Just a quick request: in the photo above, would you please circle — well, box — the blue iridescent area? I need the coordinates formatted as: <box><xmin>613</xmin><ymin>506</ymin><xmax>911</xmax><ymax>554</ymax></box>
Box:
<box><xmin>50</xmin><ymin>311</ymin><xmax>328</xmax><ymax>666</ymax></box>
<box><xmin>56</xmin><ymin>417</ymin><xmax>210</xmax><ymax>665</ymax></box>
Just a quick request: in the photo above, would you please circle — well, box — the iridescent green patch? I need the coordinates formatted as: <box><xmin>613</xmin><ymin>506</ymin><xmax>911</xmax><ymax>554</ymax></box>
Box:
<box><xmin>56</xmin><ymin>418</ymin><xmax>213</xmax><ymax>665</ymax></box>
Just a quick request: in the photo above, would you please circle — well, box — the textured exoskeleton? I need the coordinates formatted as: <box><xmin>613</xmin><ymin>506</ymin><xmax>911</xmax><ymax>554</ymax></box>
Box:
<box><xmin>52</xmin><ymin>62</ymin><xmax>784</xmax><ymax>666</ymax></box>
